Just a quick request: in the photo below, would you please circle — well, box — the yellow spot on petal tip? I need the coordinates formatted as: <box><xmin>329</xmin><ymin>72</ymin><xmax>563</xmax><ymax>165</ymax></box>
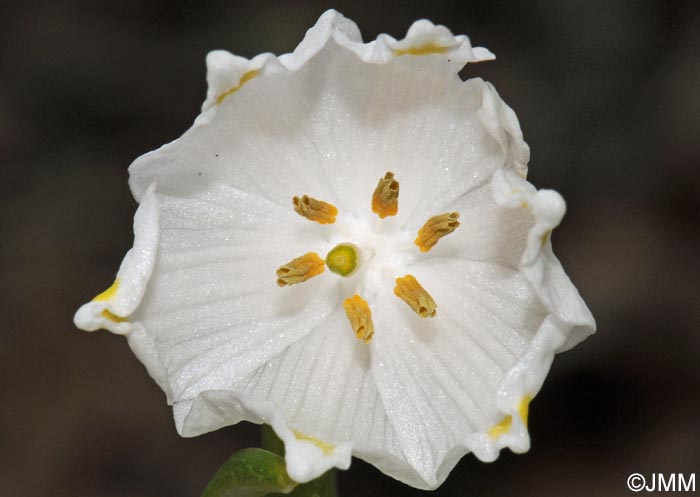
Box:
<box><xmin>371</xmin><ymin>171</ymin><xmax>399</xmax><ymax>218</ymax></box>
<box><xmin>293</xmin><ymin>430</ymin><xmax>335</xmax><ymax>456</ymax></box>
<box><xmin>276</xmin><ymin>252</ymin><xmax>325</xmax><ymax>287</ymax></box>
<box><xmin>488</xmin><ymin>395</ymin><xmax>533</xmax><ymax>439</ymax></box>
<box><xmin>415</xmin><ymin>212</ymin><xmax>460</xmax><ymax>252</ymax></box>
<box><xmin>101</xmin><ymin>309</ymin><xmax>128</xmax><ymax>323</ymax></box>
<box><xmin>93</xmin><ymin>279</ymin><xmax>119</xmax><ymax>302</ymax></box>
<box><xmin>293</xmin><ymin>195</ymin><xmax>338</xmax><ymax>224</ymax></box>
<box><xmin>488</xmin><ymin>415</ymin><xmax>512</xmax><ymax>439</ymax></box>
<box><xmin>93</xmin><ymin>280</ymin><xmax>128</xmax><ymax>323</ymax></box>
<box><xmin>215</xmin><ymin>69</ymin><xmax>260</xmax><ymax>105</ymax></box>
<box><xmin>343</xmin><ymin>295</ymin><xmax>374</xmax><ymax>344</ymax></box>
<box><xmin>394</xmin><ymin>43</ymin><xmax>450</xmax><ymax>56</ymax></box>
<box><xmin>518</xmin><ymin>395</ymin><xmax>532</xmax><ymax>427</ymax></box>
<box><xmin>394</xmin><ymin>275</ymin><xmax>437</xmax><ymax>318</ymax></box>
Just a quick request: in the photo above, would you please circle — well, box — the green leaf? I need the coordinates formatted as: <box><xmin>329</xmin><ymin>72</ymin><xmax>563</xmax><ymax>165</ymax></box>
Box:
<box><xmin>201</xmin><ymin>448</ymin><xmax>297</xmax><ymax>497</ymax></box>
<box><xmin>260</xmin><ymin>424</ymin><xmax>285</xmax><ymax>457</ymax></box>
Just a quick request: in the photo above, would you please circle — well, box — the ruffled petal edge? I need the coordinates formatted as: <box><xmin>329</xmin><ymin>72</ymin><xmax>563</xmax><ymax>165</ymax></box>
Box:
<box><xmin>171</xmin><ymin>390</ymin><xmax>352</xmax><ymax>484</ymax></box>
<box><xmin>491</xmin><ymin>168</ymin><xmax>596</xmax><ymax>350</ymax></box>
<box><xmin>128</xmin><ymin>9</ymin><xmax>494</xmax><ymax>201</ymax></box>
<box><xmin>359</xmin><ymin>168</ymin><xmax>596</xmax><ymax>488</ymax></box>
<box><xmin>478</xmin><ymin>82</ymin><xmax>530</xmax><ymax>178</ymax></box>
<box><xmin>202</xmin><ymin>10</ymin><xmax>494</xmax><ymax>113</ymax></box>
<box><xmin>444</xmin><ymin>168</ymin><xmax>596</xmax><ymax>464</ymax></box>
<box><xmin>73</xmin><ymin>182</ymin><xmax>160</xmax><ymax>335</ymax></box>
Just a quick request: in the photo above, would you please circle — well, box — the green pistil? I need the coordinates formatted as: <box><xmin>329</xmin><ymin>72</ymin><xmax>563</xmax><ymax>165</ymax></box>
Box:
<box><xmin>326</xmin><ymin>243</ymin><xmax>360</xmax><ymax>277</ymax></box>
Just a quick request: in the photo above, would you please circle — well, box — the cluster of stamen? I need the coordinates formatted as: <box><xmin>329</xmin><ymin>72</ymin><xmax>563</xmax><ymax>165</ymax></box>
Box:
<box><xmin>276</xmin><ymin>171</ymin><xmax>459</xmax><ymax>343</ymax></box>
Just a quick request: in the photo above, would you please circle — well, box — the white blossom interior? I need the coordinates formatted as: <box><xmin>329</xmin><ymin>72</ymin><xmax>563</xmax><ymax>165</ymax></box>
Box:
<box><xmin>74</xmin><ymin>10</ymin><xmax>595</xmax><ymax>490</ymax></box>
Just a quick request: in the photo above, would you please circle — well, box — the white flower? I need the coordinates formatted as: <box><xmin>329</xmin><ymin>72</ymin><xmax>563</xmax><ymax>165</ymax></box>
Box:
<box><xmin>74</xmin><ymin>10</ymin><xmax>595</xmax><ymax>490</ymax></box>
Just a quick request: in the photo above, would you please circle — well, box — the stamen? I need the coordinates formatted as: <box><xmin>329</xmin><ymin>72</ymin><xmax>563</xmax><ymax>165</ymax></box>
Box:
<box><xmin>371</xmin><ymin>172</ymin><xmax>399</xmax><ymax>218</ymax></box>
<box><xmin>343</xmin><ymin>295</ymin><xmax>374</xmax><ymax>344</ymax></box>
<box><xmin>276</xmin><ymin>252</ymin><xmax>325</xmax><ymax>287</ymax></box>
<box><xmin>394</xmin><ymin>275</ymin><xmax>437</xmax><ymax>318</ymax></box>
<box><xmin>415</xmin><ymin>212</ymin><xmax>460</xmax><ymax>252</ymax></box>
<box><xmin>326</xmin><ymin>243</ymin><xmax>361</xmax><ymax>277</ymax></box>
<box><xmin>293</xmin><ymin>195</ymin><xmax>338</xmax><ymax>224</ymax></box>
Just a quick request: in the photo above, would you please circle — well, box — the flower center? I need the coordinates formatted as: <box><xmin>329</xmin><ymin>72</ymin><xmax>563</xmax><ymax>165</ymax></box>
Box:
<box><xmin>326</xmin><ymin>243</ymin><xmax>361</xmax><ymax>277</ymax></box>
<box><xmin>276</xmin><ymin>171</ymin><xmax>460</xmax><ymax>343</ymax></box>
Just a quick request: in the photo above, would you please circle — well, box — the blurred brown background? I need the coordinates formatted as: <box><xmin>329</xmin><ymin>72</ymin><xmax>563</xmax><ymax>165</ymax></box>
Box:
<box><xmin>2</xmin><ymin>1</ymin><xmax>699</xmax><ymax>496</ymax></box>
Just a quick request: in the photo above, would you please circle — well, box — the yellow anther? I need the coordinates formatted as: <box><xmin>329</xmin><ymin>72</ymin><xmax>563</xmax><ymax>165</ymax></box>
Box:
<box><xmin>343</xmin><ymin>294</ymin><xmax>374</xmax><ymax>344</ymax></box>
<box><xmin>371</xmin><ymin>171</ymin><xmax>399</xmax><ymax>218</ymax></box>
<box><xmin>293</xmin><ymin>195</ymin><xmax>338</xmax><ymax>224</ymax></box>
<box><xmin>394</xmin><ymin>275</ymin><xmax>437</xmax><ymax>318</ymax></box>
<box><xmin>276</xmin><ymin>252</ymin><xmax>325</xmax><ymax>287</ymax></box>
<box><xmin>394</xmin><ymin>44</ymin><xmax>450</xmax><ymax>56</ymax></box>
<box><xmin>293</xmin><ymin>430</ymin><xmax>335</xmax><ymax>456</ymax></box>
<box><xmin>415</xmin><ymin>212</ymin><xmax>460</xmax><ymax>252</ymax></box>
<box><xmin>216</xmin><ymin>70</ymin><xmax>260</xmax><ymax>105</ymax></box>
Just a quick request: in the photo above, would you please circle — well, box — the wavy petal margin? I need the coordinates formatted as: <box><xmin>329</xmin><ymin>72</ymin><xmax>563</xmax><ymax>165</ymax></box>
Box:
<box><xmin>128</xmin><ymin>10</ymin><xmax>493</xmax><ymax>202</ymax></box>
<box><xmin>201</xmin><ymin>11</ymin><xmax>494</xmax><ymax>113</ymax></box>
<box><xmin>74</xmin><ymin>182</ymin><xmax>159</xmax><ymax>335</ymax></box>
<box><xmin>172</xmin><ymin>391</ymin><xmax>352</xmax><ymax>483</ymax></box>
<box><xmin>459</xmin><ymin>168</ymin><xmax>597</xmax><ymax>460</ymax></box>
<box><xmin>75</xmin><ymin>9</ymin><xmax>595</xmax><ymax>489</ymax></box>
<box><xmin>492</xmin><ymin>168</ymin><xmax>595</xmax><ymax>350</ymax></box>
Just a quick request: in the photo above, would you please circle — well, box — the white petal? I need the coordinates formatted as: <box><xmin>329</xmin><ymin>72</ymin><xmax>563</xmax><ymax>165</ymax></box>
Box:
<box><xmin>130</xmin><ymin>184</ymin><xmax>339</xmax><ymax>402</ymax></box>
<box><xmin>127</xmin><ymin>322</ymin><xmax>173</xmax><ymax>399</ymax></box>
<box><xmin>465</xmin><ymin>314</ymin><xmax>568</xmax><ymax>460</ymax></box>
<box><xmin>171</xmin><ymin>390</ymin><xmax>352</xmax><ymax>483</ymax></box>
<box><xmin>492</xmin><ymin>168</ymin><xmax>596</xmax><ymax>350</ymax></box>
<box><xmin>74</xmin><ymin>182</ymin><xmax>159</xmax><ymax>335</ymax></box>
<box><xmin>420</xmin><ymin>179</ymin><xmax>533</xmax><ymax>267</ymax></box>
<box><xmin>170</xmin><ymin>306</ymin><xmax>370</xmax><ymax>482</ymax></box>
<box><xmin>128</xmin><ymin>12</ymin><xmax>502</xmax><ymax>227</ymax></box>
<box><xmin>369</xmin><ymin>261</ymin><xmax>547</xmax><ymax>488</ymax></box>
<box><xmin>212</xmin><ymin>304</ymin><xmax>431</xmax><ymax>484</ymax></box>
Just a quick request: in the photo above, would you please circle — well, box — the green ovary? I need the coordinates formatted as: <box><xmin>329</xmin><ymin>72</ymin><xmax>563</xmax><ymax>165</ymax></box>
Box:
<box><xmin>326</xmin><ymin>243</ymin><xmax>361</xmax><ymax>277</ymax></box>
